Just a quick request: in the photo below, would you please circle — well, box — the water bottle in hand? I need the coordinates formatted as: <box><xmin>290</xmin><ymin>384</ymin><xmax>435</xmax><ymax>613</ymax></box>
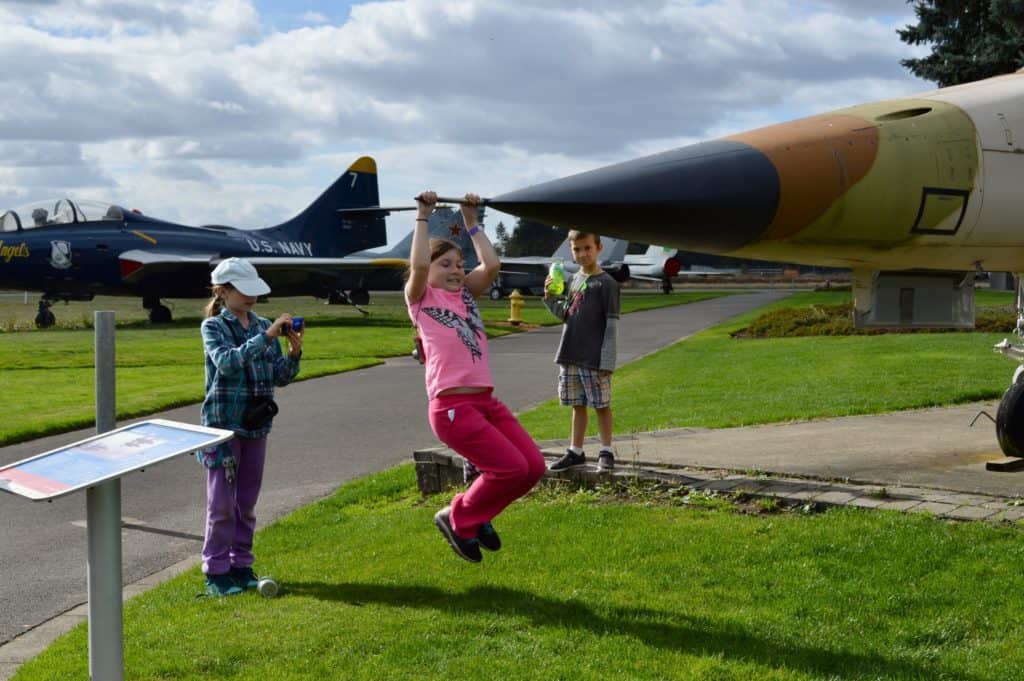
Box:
<box><xmin>547</xmin><ymin>260</ymin><xmax>565</xmax><ymax>296</ymax></box>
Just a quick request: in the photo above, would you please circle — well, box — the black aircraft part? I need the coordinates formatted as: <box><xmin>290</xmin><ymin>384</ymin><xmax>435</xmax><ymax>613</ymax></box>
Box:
<box><xmin>490</xmin><ymin>140</ymin><xmax>780</xmax><ymax>253</ymax></box>
<box><xmin>996</xmin><ymin>380</ymin><xmax>1024</xmax><ymax>458</ymax></box>
<box><xmin>349</xmin><ymin>288</ymin><xmax>370</xmax><ymax>306</ymax></box>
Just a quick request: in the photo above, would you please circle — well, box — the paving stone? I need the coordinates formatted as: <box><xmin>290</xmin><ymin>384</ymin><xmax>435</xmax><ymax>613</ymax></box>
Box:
<box><xmin>781</xmin><ymin>488</ymin><xmax>825</xmax><ymax>501</ymax></box>
<box><xmin>690</xmin><ymin>478</ymin><xmax>746</xmax><ymax>492</ymax></box>
<box><xmin>995</xmin><ymin>507</ymin><xmax>1024</xmax><ymax>522</ymax></box>
<box><xmin>879</xmin><ymin>486</ymin><xmax>929</xmax><ymax>499</ymax></box>
<box><xmin>757</xmin><ymin>481</ymin><xmax>809</xmax><ymax>497</ymax></box>
<box><xmin>909</xmin><ymin>501</ymin><xmax>959</xmax><ymax>516</ymax></box>
<box><xmin>876</xmin><ymin>499</ymin><xmax>923</xmax><ymax>512</ymax></box>
<box><xmin>846</xmin><ymin>495</ymin><xmax>888</xmax><ymax>509</ymax></box>
<box><xmin>729</xmin><ymin>480</ymin><xmax>771</xmax><ymax>494</ymax></box>
<box><xmin>811</xmin><ymin>490</ymin><xmax>858</xmax><ymax>506</ymax></box>
<box><xmin>919</xmin><ymin>492</ymin><xmax>994</xmax><ymax>507</ymax></box>
<box><xmin>944</xmin><ymin>506</ymin><xmax>1000</xmax><ymax>521</ymax></box>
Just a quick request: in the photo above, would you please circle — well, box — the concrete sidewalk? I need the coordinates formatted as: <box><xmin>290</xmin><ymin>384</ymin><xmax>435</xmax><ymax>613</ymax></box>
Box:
<box><xmin>615</xmin><ymin>401</ymin><xmax>1016</xmax><ymax>497</ymax></box>
<box><xmin>413</xmin><ymin>401</ymin><xmax>1024</xmax><ymax>527</ymax></box>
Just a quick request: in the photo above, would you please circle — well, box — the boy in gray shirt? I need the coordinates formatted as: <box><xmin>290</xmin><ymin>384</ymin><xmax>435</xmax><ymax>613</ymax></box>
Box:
<box><xmin>543</xmin><ymin>231</ymin><xmax>620</xmax><ymax>472</ymax></box>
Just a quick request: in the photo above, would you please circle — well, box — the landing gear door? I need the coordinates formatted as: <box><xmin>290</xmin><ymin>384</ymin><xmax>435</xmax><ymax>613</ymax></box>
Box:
<box><xmin>853</xmin><ymin>270</ymin><xmax>974</xmax><ymax>329</ymax></box>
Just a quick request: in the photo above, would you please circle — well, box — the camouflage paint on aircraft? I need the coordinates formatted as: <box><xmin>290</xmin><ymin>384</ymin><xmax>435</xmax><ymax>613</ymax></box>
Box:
<box><xmin>491</xmin><ymin>70</ymin><xmax>1024</xmax><ymax>272</ymax></box>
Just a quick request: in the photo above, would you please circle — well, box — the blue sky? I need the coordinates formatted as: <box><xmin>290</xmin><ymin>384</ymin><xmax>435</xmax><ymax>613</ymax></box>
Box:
<box><xmin>252</xmin><ymin>0</ymin><xmax>355</xmax><ymax>30</ymax></box>
<box><xmin>0</xmin><ymin>0</ymin><xmax>931</xmax><ymax>245</ymax></box>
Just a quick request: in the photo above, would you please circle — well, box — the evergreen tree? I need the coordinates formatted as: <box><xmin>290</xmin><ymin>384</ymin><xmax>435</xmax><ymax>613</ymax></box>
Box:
<box><xmin>504</xmin><ymin>219</ymin><xmax>568</xmax><ymax>257</ymax></box>
<box><xmin>898</xmin><ymin>0</ymin><xmax>1024</xmax><ymax>86</ymax></box>
<box><xmin>493</xmin><ymin>221</ymin><xmax>509</xmax><ymax>255</ymax></box>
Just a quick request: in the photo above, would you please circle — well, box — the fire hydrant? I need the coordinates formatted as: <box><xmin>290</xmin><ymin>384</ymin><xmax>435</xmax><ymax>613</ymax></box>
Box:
<box><xmin>508</xmin><ymin>289</ymin><xmax>524</xmax><ymax>326</ymax></box>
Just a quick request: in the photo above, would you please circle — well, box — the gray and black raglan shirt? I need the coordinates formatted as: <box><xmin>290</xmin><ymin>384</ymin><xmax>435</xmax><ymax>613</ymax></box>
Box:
<box><xmin>543</xmin><ymin>270</ymin><xmax>620</xmax><ymax>371</ymax></box>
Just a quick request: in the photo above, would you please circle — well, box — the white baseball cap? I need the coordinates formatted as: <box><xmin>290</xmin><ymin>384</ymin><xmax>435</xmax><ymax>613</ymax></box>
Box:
<box><xmin>210</xmin><ymin>257</ymin><xmax>271</xmax><ymax>297</ymax></box>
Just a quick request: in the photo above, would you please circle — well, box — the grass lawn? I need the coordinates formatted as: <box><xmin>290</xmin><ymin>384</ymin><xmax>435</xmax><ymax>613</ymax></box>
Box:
<box><xmin>518</xmin><ymin>289</ymin><xmax>1018</xmax><ymax>439</ymax></box>
<box><xmin>14</xmin><ymin>465</ymin><xmax>1024</xmax><ymax>680</ymax></box>
<box><xmin>0</xmin><ymin>290</ymin><xmax>724</xmax><ymax>446</ymax></box>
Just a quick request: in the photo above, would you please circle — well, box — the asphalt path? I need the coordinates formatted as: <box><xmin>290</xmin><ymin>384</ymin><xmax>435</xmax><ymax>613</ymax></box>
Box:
<box><xmin>0</xmin><ymin>290</ymin><xmax>784</xmax><ymax>645</ymax></box>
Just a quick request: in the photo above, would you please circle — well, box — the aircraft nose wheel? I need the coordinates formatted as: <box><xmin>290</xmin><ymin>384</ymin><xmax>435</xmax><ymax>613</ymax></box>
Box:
<box><xmin>35</xmin><ymin>300</ymin><xmax>56</xmax><ymax>329</ymax></box>
<box><xmin>148</xmin><ymin>304</ymin><xmax>172</xmax><ymax>324</ymax></box>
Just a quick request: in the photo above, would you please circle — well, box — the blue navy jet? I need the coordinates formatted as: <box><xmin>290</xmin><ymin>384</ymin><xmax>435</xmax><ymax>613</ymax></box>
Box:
<box><xmin>0</xmin><ymin>157</ymin><xmax>392</xmax><ymax>326</ymax></box>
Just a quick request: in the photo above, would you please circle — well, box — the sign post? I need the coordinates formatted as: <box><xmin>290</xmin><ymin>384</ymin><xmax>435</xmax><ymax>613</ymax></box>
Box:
<box><xmin>88</xmin><ymin>310</ymin><xmax>122</xmax><ymax>680</ymax></box>
<box><xmin>0</xmin><ymin>312</ymin><xmax>233</xmax><ymax>680</ymax></box>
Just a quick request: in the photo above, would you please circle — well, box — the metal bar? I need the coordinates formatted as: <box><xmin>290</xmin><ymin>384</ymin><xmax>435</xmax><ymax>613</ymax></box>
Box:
<box><xmin>429</xmin><ymin>196</ymin><xmax>492</xmax><ymax>206</ymax></box>
<box><xmin>88</xmin><ymin>311</ymin><xmax>123</xmax><ymax>681</ymax></box>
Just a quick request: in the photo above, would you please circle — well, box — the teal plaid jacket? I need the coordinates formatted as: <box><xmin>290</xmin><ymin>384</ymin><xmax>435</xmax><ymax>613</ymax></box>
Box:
<box><xmin>199</xmin><ymin>309</ymin><xmax>300</xmax><ymax>444</ymax></box>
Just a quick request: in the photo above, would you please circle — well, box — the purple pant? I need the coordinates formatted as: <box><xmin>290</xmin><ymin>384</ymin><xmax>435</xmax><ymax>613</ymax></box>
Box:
<box><xmin>429</xmin><ymin>391</ymin><xmax>546</xmax><ymax>539</ymax></box>
<box><xmin>201</xmin><ymin>435</ymin><xmax>267</xmax><ymax>575</ymax></box>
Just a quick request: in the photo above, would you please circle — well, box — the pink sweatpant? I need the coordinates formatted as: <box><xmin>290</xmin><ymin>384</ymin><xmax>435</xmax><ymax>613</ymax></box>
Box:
<box><xmin>428</xmin><ymin>391</ymin><xmax>546</xmax><ymax>539</ymax></box>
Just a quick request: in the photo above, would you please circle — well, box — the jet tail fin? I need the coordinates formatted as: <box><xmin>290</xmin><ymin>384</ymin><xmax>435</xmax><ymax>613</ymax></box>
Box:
<box><xmin>261</xmin><ymin>156</ymin><xmax>387</xmax><ymax>257</ymax></box>
<box><xmin>602</xmin><ymin>237</ymin><xmax>628</xmax><ymax>263</ymax></box>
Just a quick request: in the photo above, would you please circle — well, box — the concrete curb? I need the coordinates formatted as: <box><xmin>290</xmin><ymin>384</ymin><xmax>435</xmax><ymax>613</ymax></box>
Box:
<box><xmin>416</xmin><ymin>445</ymin><xmax>1024</xmax><ymax>525</ymax></box>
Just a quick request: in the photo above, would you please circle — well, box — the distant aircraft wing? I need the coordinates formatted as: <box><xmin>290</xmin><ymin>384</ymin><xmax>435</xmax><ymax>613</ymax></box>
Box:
<box><xmin>233</xmin><ymin>256</ymin><xmax>409</xmax><ymax>296</ymax></box>
<box><xmin>117</xmin><ymin>250</ymin><xmax>408</xmax><ymax>298</ymax></box>
<box><xmin>118</xmin><ymin>250</ymin><xmax>217</xmax><ymax>282</ymax></box>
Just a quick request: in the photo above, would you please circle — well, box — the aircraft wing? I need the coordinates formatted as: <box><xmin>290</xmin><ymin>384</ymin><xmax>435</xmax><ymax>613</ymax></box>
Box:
<box><xmin>118</xmin><ymin>250</ymin><xmax>217</xmax><ymax>283</ymax></box>
<box><xmin>233</xmin><ymin>256</ymin><xmax>408</xmax><ymax>297</ymax></box>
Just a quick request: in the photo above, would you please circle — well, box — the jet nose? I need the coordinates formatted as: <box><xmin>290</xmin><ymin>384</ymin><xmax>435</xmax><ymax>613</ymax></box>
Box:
<box><xmin>489</xmin><ymin>140</ymin><xmax>781</xmax><ymax>252</ymax></box>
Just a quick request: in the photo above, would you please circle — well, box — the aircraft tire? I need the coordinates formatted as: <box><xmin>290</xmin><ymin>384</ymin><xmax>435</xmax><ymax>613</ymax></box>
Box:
<box><xmin>149</xmin><ymin>304</ymin><xmax>172</xmax><ymax>324</ymax></box>
<box><xmin>995</xmin><ymin>380</ymin><xmax>1024</xmax><ymax>458</ymax></box>
<box><xmin>35</xmin><ymin>308</ymin><xmax>55</xmax><ymax>329</ymax></box>
<box><xmin>350</xmin><ymin>288</ymin><xmax>370</xmax><ymax>306</ymax></box>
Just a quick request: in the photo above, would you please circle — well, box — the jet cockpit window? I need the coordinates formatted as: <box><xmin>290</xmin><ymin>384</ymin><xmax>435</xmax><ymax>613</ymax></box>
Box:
<box><xmin>52</xmin><ymin>199</ymin><xmax>82</xmax><ymax>224</ymax></box>
<box><xmin>6</xmin><ymin>199</ymin><xmax>125</xmax><ymax>230</ymax></box>
<box><xmin>1</xmin><ymin>210</ymin><xmax>21</xmax><ymax>232</ymax></box>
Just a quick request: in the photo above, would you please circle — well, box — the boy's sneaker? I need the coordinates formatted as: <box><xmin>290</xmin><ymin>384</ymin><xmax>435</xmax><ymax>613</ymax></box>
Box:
<box><xmin>205</xmin><ymin>573</ymin><xmax>243</xmax><ymax>597</ymax></box>
<box><xmin>230</xmin><ymin>566</ymin><xmax>260</xmax><ymax>590</ymax></box>
<box><xmin>597</xmin><ymin>450</ymin><xmax>615</xmax><ymax>472</ymax></box>
<box><xmin>548</xmin><ymin>449</ymin><xmax>586</xmax><ymax>472</ymax></box>
<box><xmin>477</xmin><ymin>522</ymin><xmax>501</xmax><ymax>551</ymax></box>
<box><xmin>434</xmin><ymin>506</ymin><xmax>482</xmax><ymax>563</ymax></box>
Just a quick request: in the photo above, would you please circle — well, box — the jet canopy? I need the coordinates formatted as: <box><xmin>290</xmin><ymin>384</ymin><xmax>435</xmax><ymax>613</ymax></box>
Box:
<box><xmin>1</xmin><ymin>199</ymin><xmax>132</xmax><ymax>232</ymax></box>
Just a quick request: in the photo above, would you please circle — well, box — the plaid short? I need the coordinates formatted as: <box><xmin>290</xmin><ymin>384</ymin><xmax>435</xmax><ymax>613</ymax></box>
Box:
<box><xmin>558</xmin><ymin>364</ymin><xmax>611</xmax><ymax>408</ymax></box>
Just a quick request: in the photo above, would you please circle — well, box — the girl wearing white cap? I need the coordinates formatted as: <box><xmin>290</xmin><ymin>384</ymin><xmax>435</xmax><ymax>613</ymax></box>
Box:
<box><xmin>198</xmin><ymin>257</ymin><xmax>303</xmax><ymax>596</ymax></box>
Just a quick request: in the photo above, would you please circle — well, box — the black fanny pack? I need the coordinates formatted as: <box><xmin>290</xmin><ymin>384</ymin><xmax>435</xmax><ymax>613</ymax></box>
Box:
<box><xmin>228</xmin><ymin>320</ymin><xmax>279</xmax><ymax>430</ymax></box>
<box><xmin>242</xmin><ymin>395</ymin><xmax>278</xmax><ymax>430</ymax></box>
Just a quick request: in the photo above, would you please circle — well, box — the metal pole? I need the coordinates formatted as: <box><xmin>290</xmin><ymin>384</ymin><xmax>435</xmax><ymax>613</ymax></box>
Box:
<box><xmin>88</xmin><ymin>311</ymin><xmax>123</xmax><ymax>681</ymax></box>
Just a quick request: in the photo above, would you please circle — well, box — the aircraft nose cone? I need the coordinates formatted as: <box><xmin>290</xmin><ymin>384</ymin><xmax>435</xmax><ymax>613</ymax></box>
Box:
<box><xmin>490</xmin><ymin>140</ymin><xmax>780</xmax><ymax>253</ymax></box>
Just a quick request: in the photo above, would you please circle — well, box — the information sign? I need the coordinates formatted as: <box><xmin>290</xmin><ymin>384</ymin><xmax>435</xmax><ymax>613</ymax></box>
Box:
<box><xmin>0</xmin><ymin>419</ymin><xmax>233</xmax><ymax>501</ymax></box>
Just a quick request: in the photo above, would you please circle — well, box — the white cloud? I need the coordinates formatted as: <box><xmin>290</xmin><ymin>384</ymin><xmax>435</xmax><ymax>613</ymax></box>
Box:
<box><xmin>0</xmin><ymin>0</ymin><xmax>932</xmax><ymax>244</ymax></box>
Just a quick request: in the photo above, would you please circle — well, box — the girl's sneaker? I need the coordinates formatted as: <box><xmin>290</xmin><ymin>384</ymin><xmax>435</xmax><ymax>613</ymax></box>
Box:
<box><xmin>230</xmin><ymin>566</ymin><xmax>260</xmax><ymax>590</ymax></box>
<box><xmin>477</xmin><ymin>522</ymin><xmax>501</xmax><ymax>551</ymax></box>
<box><xmin>434</xmin><ymin>506</ymin><xmax>482</xmax><ymax>563</ymax></box>
<box><xmin>206</xmin><ymin>573</ymin><xmax>243</xmax><ymax>597</ymax></box>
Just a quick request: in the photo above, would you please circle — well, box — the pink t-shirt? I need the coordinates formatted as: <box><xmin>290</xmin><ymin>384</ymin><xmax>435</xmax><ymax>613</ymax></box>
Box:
<box><xmin>408</xmin><ymin>285</ymin><xmax>494</xmax><ymax>399</ymax></box>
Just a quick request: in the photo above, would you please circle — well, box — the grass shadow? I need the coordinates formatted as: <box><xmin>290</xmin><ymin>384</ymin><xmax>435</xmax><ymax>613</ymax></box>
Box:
<box><xmin>284</xmin><ymin>580</ymin><xmax>975</xmax><ymax>680</ymax></box>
